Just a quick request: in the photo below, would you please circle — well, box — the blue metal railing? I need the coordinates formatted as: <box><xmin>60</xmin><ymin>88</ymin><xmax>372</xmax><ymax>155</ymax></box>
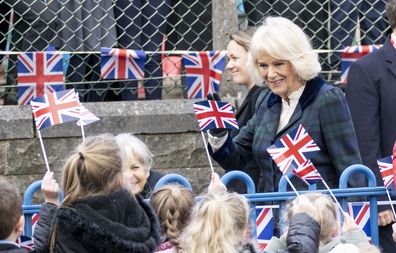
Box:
<box><xmin>23</xmin><ymin>164</ymin><xmax>390</xmax><ymax>245</ymax></box>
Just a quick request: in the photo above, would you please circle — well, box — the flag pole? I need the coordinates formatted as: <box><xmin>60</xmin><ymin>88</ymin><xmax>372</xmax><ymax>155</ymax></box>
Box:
<box><xmin>37</xmin><ymin>130</ymin><xmax>50</xmax><ymax>172</ymax></box>
<box><xmin>385</xmin><ymin>189</ymin><xmax>396</xmax><ymax>218</ymax></box>
<box><xmin>284</xmin><ymin>175</ymin><xmax>300</xmax><ymax>196</ymax></box>
<box><xmin>80</xmin><ymin>123</ymin><xmax>85</xmax><ymax>141</ymax></box>
<box><xmin>321</xmin><ymin>178</ymin><xmax>345</xmax><ymax>215</ymax></box>
<box><xmin>200</xmin><ymin>131</ymin><xmax>215</xmax><ymax>173</ymax></box>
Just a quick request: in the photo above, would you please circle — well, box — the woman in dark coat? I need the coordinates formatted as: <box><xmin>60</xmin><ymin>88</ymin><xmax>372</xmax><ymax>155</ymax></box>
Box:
<box><xmin>208</xmin><ymin>17</ymin><xmax>364</xmax><ymax>194</ymax></box>
<box><xmin>222</xmin><ymin>27</ymin><xmax>267</xmax><ymax>193</ymax></box>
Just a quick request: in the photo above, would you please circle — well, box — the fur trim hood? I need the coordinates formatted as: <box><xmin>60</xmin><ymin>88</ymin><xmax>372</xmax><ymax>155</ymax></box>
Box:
<box><xmin>56</xmin><ymin>190</ymin><xmax>160</xmax><ymax>253</ymax></box>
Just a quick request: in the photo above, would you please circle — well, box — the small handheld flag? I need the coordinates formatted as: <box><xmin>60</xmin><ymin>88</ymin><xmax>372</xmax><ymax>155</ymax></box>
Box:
<box><xmin>256</xmin><ymin>206</ymin><xmax>274</xmax><ymax>250</ymax></box>
<box><xmin>183</xmin><ymin>51</ymin><xmax>226</xmax><ymax>99</ymax></box>
<box><xmin>193</xmin><ymin>100</ymin><xmax>238</xmax><ymax>131</ymax></box>
<box><xmin>18</xmin><ymin>51</ymin><xmax>64</xmax><ymax>105</ymax></box>
<box><xmin>77</xmin><ymin>104</ymin><xmax>100</xmax><ymax>126</ymax></box>
<box><xmin>30</xmin><ymin>89</ymin><xmax>80</xmax><ymax>130</ymax></box>
<box><xmin>292</xmin><ymin>159</ymin><xmax>322</xmax><ymax>185</ymax></box>
<box><xmin>267</xmin><ymin>124</ymin><xmax>320</xmax><ymax>174</ymax></box>
<box><xmin>377</xmin><ymin>155</ymin><xmax>394</xmax><ymax>189</ymax></box>
<box><xmin>100</xmin><ymin>47</ymin><xmax>145</xmax><ymax>80</ymax></box>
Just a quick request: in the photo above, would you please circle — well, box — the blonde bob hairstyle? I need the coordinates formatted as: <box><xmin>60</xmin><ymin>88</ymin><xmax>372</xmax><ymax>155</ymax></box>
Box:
<box><xmin>181</xmin><ymin>192</ymin><xmax>250</xmax><ymax>253</ymax></box>
<box><xmin>248</xmin><ymin>16</ymin><xmax>321</xmax><ymax>82</ymax></box>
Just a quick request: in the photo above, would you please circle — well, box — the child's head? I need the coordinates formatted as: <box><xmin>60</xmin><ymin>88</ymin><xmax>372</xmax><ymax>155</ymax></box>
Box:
<box><xmin>61</xmin><ymin>134</ymin><xmax>125</xmax><ymax>206</ymax></box>
<box><xmin>287</xmin><ymin>193</ymin><xmax>338</xmax><ymax>243</ymax></box>
<box><xmin>0</xmin><ymin>180</ymin><xmax>23</xmax><ymax>240</ymax></box>
<box><xmin>150</xmin><ymin>184</ymin><xmax>195</xmax><ymax>251</ymax></box>
<box><xmin>181</xmin><ymin>192</ymin><xmax>250</xmax><ymax>253</ymax></box>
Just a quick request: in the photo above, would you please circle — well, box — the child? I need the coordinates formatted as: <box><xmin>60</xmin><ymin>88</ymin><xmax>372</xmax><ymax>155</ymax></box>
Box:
<box><xmin>265</xmin><ymin>193</ymin><xmax>370</xmax><ymax>253</ymax></box>
<box><xmin>180</xmin><ymin>173</ymin><xmax>257</xmax><ymax>253</ymax></box>
<box><xmin>33</xmin><ymin>134</ymin><xmax>160</xmax><ymax>253</ymax></box>
<box><xmin>150</xmin><ymin>184</ymin><xmax>195</xmax><ymax>253</ymax></box>
<box><xmin>0</xmin><ymin>180</ymin><xmax>32</xmax><ymax>253</ymax></box>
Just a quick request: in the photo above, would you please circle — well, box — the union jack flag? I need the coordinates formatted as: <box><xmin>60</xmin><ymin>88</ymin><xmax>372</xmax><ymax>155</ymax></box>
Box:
<box><xmin>292</xmin><ymin>160</ymin><xmax>322</xmax><ymax>185</ymax></box>
<box><xmin>341</xmin><ymin>45</ymin><xmax>381</xmax><ymax>84</ymax></box>
<box><xmin>377</xmin><ymin>155</ymin><xmax>394</xmax><ymax>189</ymax></box>
<box><xmin>100</xmin><ymin>47</ymin><xmax>145</xmax><ymax>80</ymax></box>
<box><xmin>16</xmin><ymin>235</ymin><xmax>34</xmax><ymax>250</ymax></box>
<box><xmin>348</xmin><ymin>202</ymin><xmax>371</xmax><ymax>242</ymax></box>
<box><xmin>267</xmin><ymin>124</ymin><xmax>320</xmax><ymax>174</ymax></box>
<box><xmin>182</xmin><ymin>51</ymin><xmax>227</xmax><ymax>99</ymax></box>
<box><xmin>77</xmin><ymin>104</ymin><xmax>100</xmax><ymax>126</ymax></box>
<box><xmin>256</xmin><ymin>206</ymin><xmax>274</xmax><ymax>250</ymax></box>
<box><xmin>17</xmin><ymin>51</ymin><xmax>65</xmax><ymax>105</ymax></box>
<box><xmin>193</xmin><ymin>100</ymin><xmax>238</xmax><ymax>131</ymax></box>
<box><xmin>30</xmin><ymin>89</ymin><xmax>80</xmax><ymax>130</ymax></box>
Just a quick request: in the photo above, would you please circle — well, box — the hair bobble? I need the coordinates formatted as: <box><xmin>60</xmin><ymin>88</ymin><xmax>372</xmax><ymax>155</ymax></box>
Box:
<box><xmin>78</xmin><ymin>152</ymin><xmax>84</xmax><ymax>160</ymax></box>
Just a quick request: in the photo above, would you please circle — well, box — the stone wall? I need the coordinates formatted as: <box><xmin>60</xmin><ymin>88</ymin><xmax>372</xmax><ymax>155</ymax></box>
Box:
<box><xmin>0</xmin><ymin>100</ymin><xmax>224</xmax><ymax>196</ymax></box>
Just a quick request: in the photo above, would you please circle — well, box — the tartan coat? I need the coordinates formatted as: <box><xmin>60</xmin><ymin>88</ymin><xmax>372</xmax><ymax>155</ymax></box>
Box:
<box><xmin>210</xmin><ymin>76</ymin><xmax>364</xmax><ymax>193</ymax></box>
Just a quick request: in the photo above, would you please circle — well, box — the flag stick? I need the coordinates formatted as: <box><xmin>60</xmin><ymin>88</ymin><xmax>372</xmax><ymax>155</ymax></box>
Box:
<box><xmin>385</xmin><ymin>189</ymin><xmax>396</xmax><ymax>218</ymax></box>
<box><xmin>321</xmin><ymin>178</ymin><xmax>345</xmax><ymax>214</ymax></box>
<box><xmin>284</xmin><ymin>175</ymin><xmax>300</xmax><ymax>196</ymax></box>
<box><xmin>80</xmin><ymin>123</ymin><xmax>85</xmax><ymax>141</ymax></box>
<box><xmin>37</xmin><ymin>130</ymin><xmax>50</xmax><ymax>172</ymax></box>
<box><xmin>200</xmin><ymin>131</ymin><xmax>215</xmax><ymax>173</ymax></box>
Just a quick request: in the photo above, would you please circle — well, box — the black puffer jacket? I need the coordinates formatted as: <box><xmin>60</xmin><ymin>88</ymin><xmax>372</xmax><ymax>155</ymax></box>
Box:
<box><xmin>34</xmin><ymin>190</ymin><xmax>161</xmax><ymax>253</ymax></box>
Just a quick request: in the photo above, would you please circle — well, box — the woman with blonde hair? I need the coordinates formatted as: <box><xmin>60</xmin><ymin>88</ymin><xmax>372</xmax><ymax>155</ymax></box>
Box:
<box><xmin>150</xmin><ymin>184</ymin><xmax>195</xmax><ymax>253</ymax></box>
<box><xmin>33</xmin><ymin>134</ymin><xmax>161</xmax><ymax>253</ymax></box>
<box><xmin>180</xmin><ymin>190</ymin><xmax>257</xmax><ymax>253</ymax></box>
<box><xmin>208</xmin><ymin>16</ymin><xmax>363</xmax><ymax>194</ymax></box>
<box><xmin>219</xmin><ymin>27</ymin><xmax>268</xmax><ymax>194</ymax></box>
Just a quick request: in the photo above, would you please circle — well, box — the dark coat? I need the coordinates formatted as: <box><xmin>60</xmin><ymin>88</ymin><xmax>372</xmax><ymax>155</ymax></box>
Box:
<box><xmin>34</xmin><ymin>190</ymin><xmax>161</xmax><ymax>253</ymax></box>
<box><xmin>211</xmin><ymin>77</ymin><xmax>363</xmax><ymax>193</ymax></box>
<box><xmin>284</xmin><ymin>213</ymin><xmax>320</xmax><ymax>253</ymax></box>
<box><xmin>346</xmin><ymin>37</ymin><xmax>396</xmax><ymax>195</ymax></box>
<box><xmin>227</xmin><ymin>85</ymin><xmax>268</xmax><ymax>193</ymax></box>
<box><xmin>346</xmin><ymin>36</ymin><xmax>396</xmax><ymax>253</ymax></box>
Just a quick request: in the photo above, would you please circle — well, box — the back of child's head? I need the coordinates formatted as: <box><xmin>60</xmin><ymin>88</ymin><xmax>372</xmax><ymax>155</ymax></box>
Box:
<box><xmin>61</xmin><ymin>134</ymin><xmax>125</xmax><ymax>206</ymax></box>
<box><xmin>0</xmin><ymin>180</ymin><xmax>22</xmax><ymax>240</ymax></box>
<box><xmin>150</xmin><ymin>184</ymin><xmax>195</xmax><ymax>252</ymax></box>
<box><xmin>181</xmin><ymin>192</ymin><xmax>250</xmax><ymax>253</ymax></box>
<box><xmin>287</xmin><ymin>193</ymin><xmax>337</xmax><ymax>243</ymax></box>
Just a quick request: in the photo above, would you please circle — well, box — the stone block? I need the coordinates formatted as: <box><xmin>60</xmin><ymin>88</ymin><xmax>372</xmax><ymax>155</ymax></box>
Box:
<box><xmin>0</xmin><ymin>105</ymin><xmax>33</xmax><ymax>139</ymax></box>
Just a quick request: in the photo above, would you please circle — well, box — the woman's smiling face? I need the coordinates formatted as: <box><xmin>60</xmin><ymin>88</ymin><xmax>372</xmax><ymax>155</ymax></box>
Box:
<box><xmin>256</xmin><ymin>55</ymin><xmax>302</xmax><ymax>100</ymax></box>
<box><xmin>124</xmin><ymin>154</ymin><xmax>149</xmax><ymax>194</ymax></box>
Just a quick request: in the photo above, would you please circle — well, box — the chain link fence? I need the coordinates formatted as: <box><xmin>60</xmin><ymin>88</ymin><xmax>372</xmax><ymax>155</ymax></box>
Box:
<box><xmin>0</xmin><ymin>0</ymin><xmax>390</xmax><ymax>104</ymax></box>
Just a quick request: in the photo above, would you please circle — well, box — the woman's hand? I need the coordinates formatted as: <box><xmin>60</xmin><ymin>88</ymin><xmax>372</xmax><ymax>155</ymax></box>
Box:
<box><xmin>208</xmin><ymin>172</ymin><xmax>227</xmax><ymax>193</ymax></box>
<box><xmin>41</xmin><ymin>171</ymin><xmax>60</xmax><ymax>205</ymax></box>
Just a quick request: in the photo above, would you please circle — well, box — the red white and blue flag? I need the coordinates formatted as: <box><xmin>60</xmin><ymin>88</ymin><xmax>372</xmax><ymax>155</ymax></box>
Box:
<box><xmin>193</xmin><ymin>100</ymin><xmax>238</xmax><ymax>131</ymax></box>
<box><xmin>348</xmin><ymin>202</ymin><xmax>371</xmax><ymax>242</ymax></box>
<box><xmin>267</xmin><ymin>124</ymin><xmax>320</xmax><ymax>174</ymax></box>
<box><xmin>16</xmin><ymin>235</ymin><xmax>34</xmax><ymax>250</ymax></box>
<box><xmin>341</xmin><ymin>45</ymin><xmax>381</xmax><ymax>84</ymax></box>
<box><xmin>17</xmin><ymin>51</ymin><xmax>65</xmax><ymax>105</ymax></box>
<box><xmin>77</xmin><ymin>104</ymin><xmax>100</xmax><ymax>126</ymax></box>
<box><xmin>183</xmin><ymin>51</ymin><xmax>226</xmax><ymax>99</ymax></box>
<box><xmin>100</xmin><ymin>47</ymin><xmax>145</xmax><ymax>80</ymax></box>
<box><xmin>30</xmin><ymin>89</ymin><xmax>80</xmax><ymax>130</ymax></box>
<box><xmin>377</xmin><ymin>155</ymin><xmax>394</xmax><ymax>189</ymax></box>
<box><xmin>256</xmin><ymin>206</ymin><xmax>274</xmax><ymax>250</ymax></box>
<box><xmin>292</xmin><ymin>159</ymin><xmax>322</xmax><ymax>185</ymax></box>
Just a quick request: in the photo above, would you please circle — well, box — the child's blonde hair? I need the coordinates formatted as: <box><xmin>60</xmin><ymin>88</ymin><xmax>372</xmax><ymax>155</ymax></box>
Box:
<box><xmin>150</xmin><ymin>184</ymin><xmax>195</xmax><ymax>252</ymax></box>
<box><xmin>287</xmin><ymin>193</ymin><xmax>337</xmax><ymax>243</ymax></box>
<box><xmin>181</xmin><ymin>192</ymin><xmax>250</xmax><ymax>253</ymax></box>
